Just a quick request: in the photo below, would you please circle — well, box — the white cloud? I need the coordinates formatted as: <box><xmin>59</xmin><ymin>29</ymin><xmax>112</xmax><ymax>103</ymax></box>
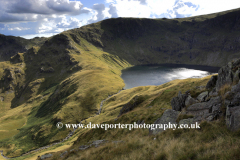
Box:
<box><xmin>88</xmin><ymin>3</ymin><xmax>110</xmax><ymax>23</ymax></box>
<box><xmin>8</xmin><ymin>27</ymin><xmax>30</xmax><ymax>31</ymax></box>
<box><xmin>109</xmin><ymin>0</ymin><xmax>152</xmax><ymax>18</ymax></box>
<box><xmin>0</xmin><ymin>0</ymin><xmax>91</xmax><ymax>23</ymax></box>
<box><xmin>106</xmin><ymin>0</ymin><xmax>240</xmax><ymax>19</ymax></box>
<box><xmin>1</xmin><ymin>0</ymin><xmax>240</xmax><ymax>38</ymax></box>
<box><xmin>109</xmin><ymin>4</ymin><xmax>118</xmax><ymax>18</ymax></box>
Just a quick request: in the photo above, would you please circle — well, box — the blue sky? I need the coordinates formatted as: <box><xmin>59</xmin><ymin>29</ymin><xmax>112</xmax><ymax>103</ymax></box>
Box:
<box><xmin>0</xmin><ymin>0</ymin><xmax>240</xmax><ymax>39</ymax></box>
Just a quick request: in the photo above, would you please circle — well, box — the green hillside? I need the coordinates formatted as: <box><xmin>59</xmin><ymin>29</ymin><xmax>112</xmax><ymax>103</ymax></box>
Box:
<box><xmin>0</xmin><ymin>7</ymin><xmax>240</xmax><ymax>160</ymax></box>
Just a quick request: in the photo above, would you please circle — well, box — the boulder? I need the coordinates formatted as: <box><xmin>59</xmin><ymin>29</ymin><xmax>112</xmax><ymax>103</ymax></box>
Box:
<box><xmin>179</xmin><ymin>118</ymin><xmax>194</xmax><ymax>125</ymax></box>
<box><xmin>185</xmin><ymin>95</ymin><xmax>198</xmax><ymax>107</ymax></box>
<box><xmin>186</xmin><ymin>96</ymin><xmax>222</xmax><ymax>121</ymax></box>
<box><xmin>171</xmin><ymin>91</ymin><xmax>188</xmax><ymax>111</ymax></box>
<box><xmin>226</xmin><ymin>105</ymin><xmax>240</xmax><ymax>131</ymax></box>
<box><xmin>197</xmin><ymin>91</ymin><xmax>208</xmax><ymax>102</ymax></box>
<box><xmin>206</xmin><ymin>75</ymin><xmax>218</xmax><ymax>89</ymax></box>
<box><xmin>40</xmin><ymin>153</ymin><xmax>52</xmax><ymax>160</ymax></box>
<box><xmin>188</xmin><ymin>96</ymin><xmax>221</xmax><ymax>111</ymax></box>
<box><xmin>149</xmin><ymin>109</ymin><xmax>179</xmax><ymax>135</ymax></box>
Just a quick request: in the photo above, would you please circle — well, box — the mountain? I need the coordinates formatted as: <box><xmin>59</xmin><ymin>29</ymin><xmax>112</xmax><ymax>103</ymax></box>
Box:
<box><xmin>74</xmin><ymin>7</ymin><xmax>240</xmax><ymax>66</ymax></box>
<box><xmin>0</xmin><ymin>7</ymin><xmax>240</xmax><ymax>159</ymax></box>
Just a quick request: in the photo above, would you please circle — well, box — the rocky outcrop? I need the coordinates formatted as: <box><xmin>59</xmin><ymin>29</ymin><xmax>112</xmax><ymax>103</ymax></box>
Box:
<box><xmin>226</xmin><ymin>105</ymin><xmax>240</xmax><ymax>131</ymax></box>
<box><xmin>196</xmin><ymin>91</ymin><xmax>209</xmax><ymax>102</ymax></box>
<box><xmin>216</xmin><ymin>59</ymin><xmax>240</xmax><ymax>91</ymax></box>
<box><xmin>149</xmin><ymin>109</ymin><xmax>179</xmax><ymax>135</ymax></box>
<box><xmin>224</xmin><ymin>81</ymin><xmax>240</xmax><ymax>106</ymax></box>
<box><xmin>186</xmin><ymin>96</ymin><xmax>222</xmax><ymax>122</ymax></box>
<box><xmin>185</xmin><ymin>95</ymin><xmax>198</xmax><ymax>106</ymax></box>
<box><xmin>171</xmin><ymin>91</ymin><xmax>188</xmax><ymax>111</ymax></box>
<box><xmin>206</xmin><ymin>75</ymin><xmax>218</xmax><ymax>89</ymax></box>
<box><xmin>168</xmin><ymin>58</ymin><xmax>240</xmax><ymax>131</ymax></box>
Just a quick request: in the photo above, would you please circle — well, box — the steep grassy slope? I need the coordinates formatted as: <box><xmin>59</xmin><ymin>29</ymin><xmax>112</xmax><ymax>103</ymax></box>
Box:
<box><xmin>0</xmin><ymin>33</ymin><xmax>130</xmax><ymax>157</ymax></box>
<box><xmin>1</xmin><ymin>7</ymin><xmax>240</xmax><ymax>159</ymax></box>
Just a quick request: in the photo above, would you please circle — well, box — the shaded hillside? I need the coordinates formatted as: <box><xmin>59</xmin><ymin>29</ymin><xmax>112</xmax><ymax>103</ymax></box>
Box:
<box><xmin>0</xmin><ymin>34</ymin><xmax>46</xmax><ymax>61</ymax></box>
<box><xmin>68</xmin><ymin>8</ymin><xmax>240</xmax><ymax>67</ymax></box>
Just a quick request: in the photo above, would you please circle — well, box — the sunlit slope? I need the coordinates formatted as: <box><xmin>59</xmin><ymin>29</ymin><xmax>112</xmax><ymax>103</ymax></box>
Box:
<box><xmin>0</xmin><ymin>32</ymin><xmax>130</xmax><ymax>157</ymax></box>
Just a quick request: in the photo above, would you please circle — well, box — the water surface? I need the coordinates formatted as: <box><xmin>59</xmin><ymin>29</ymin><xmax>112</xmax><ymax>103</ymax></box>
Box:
<box><xmin>121</xmin><ymin>64</ymin><xmax>219</xmax><ymax>89</ymax></box>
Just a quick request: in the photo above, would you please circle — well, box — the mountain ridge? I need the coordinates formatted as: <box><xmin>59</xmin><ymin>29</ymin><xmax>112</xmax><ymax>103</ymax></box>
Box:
<box><xmin>0</xmin><ymin>7</ymin><xmax>240</xmax><ymax>159</ymax></box>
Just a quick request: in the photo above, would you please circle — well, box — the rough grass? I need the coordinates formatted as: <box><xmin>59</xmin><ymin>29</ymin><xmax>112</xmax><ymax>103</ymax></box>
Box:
<box><xmin>218</xmin><ymin>84</ymin><xmax>232</xmax><ymax>99</ymax></box>
<box><xmin>40</xmin><ymin>75</ymin><xmax>240</xmax><ymax>160</ymax></box>
<box><xmin>62</xmin><ymin>121</ymin><xmax>240</xmax><ymax>160</ymax></box>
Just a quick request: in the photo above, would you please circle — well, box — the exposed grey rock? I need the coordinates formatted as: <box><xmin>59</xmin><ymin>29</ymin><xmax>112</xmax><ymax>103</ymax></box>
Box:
<box><xmin>231</xmin><ymin>93</ymin><xmax>240</xmax><ymax>106</ymax></box>
<box><xmin>225</xmin><ymin>81</ymin><xmax>240</xmax><ymax>106</ymax></box>
<box><xmin>233</xmin><ymin>68</ymin><xmax>240</xmax><ymax>84</ymax></box>
<box><xmin>60</xmin><ymin>151</ymin><xmax>68</xmax><ymax>158</ymax></box>
<box><xmin>149</xmin><ymin>109</ymin><xmax>179</xmax><ymax>135</ymax></box>
<box><xmin>216</xmin><ymin>64</ymin><xmax>233</xmax><ymax>91</ymax></box>
<box><xmin>79</xmin><ymin>145</ymin><xmax>89</xmax><ymax>151</ymax></box>
<box><xmin>90</xmin><ymin>140</ymin><xmax>107</xmax><ymax>148</ymax></box>
<box><xmin>197</xmin><ymin>91</ymin><xmax>208</xmax><ymax>102</ymax></box>
<box><xmin>209</xmin><ymin>87</ymin><xmax>218</xmax><ymax>97</ymax></box>
<box><xmin>186</xmin><ymin>96</ymin><xmax>221</xmax><ymax>122</ymax></box>
<box><xmin>224</xmin><ymin>100</ymin><xmax>231</xmax><ymax>106</ymax></box>
<box><xmin>0</xmin><ymin>96</ymin><xmax>4</xmax><ymax>102</ymax></box>
<box><xmin>185</xmin><ymin>95</ymin><xmax>198</xmax><ymax>106</ymax></box>
<box><xmin>187</xmin><ymin>103</ymin><xmax>211</xmax><ymax>116</ymax></box>
<box><xmin>216</xmin><ymin>59</ymin><xmax>240</xmax><ymax>91</ymax></box>
<box><xmin>226</xmin><ymin>105</ymin><xmax>240</xmax><ymax>131</ymax></box>
<box><xmin>40</xmin><ymin>153</ymin><xmax>52</xmax><ymax>160</ymax></box>
<box><xmin>171</xmin><ymin>91</ymin><xmax>188</xmax><ymax>111</ymax></box>
<box><xmin>179</xmin><ymin>118</ymin><xmax>194</xmax><ymax>125</ymax></box>
<box><xmin>206</xmin><ymin>75</ymin><xmax>218</xmax><ymax>89</ymax></box>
